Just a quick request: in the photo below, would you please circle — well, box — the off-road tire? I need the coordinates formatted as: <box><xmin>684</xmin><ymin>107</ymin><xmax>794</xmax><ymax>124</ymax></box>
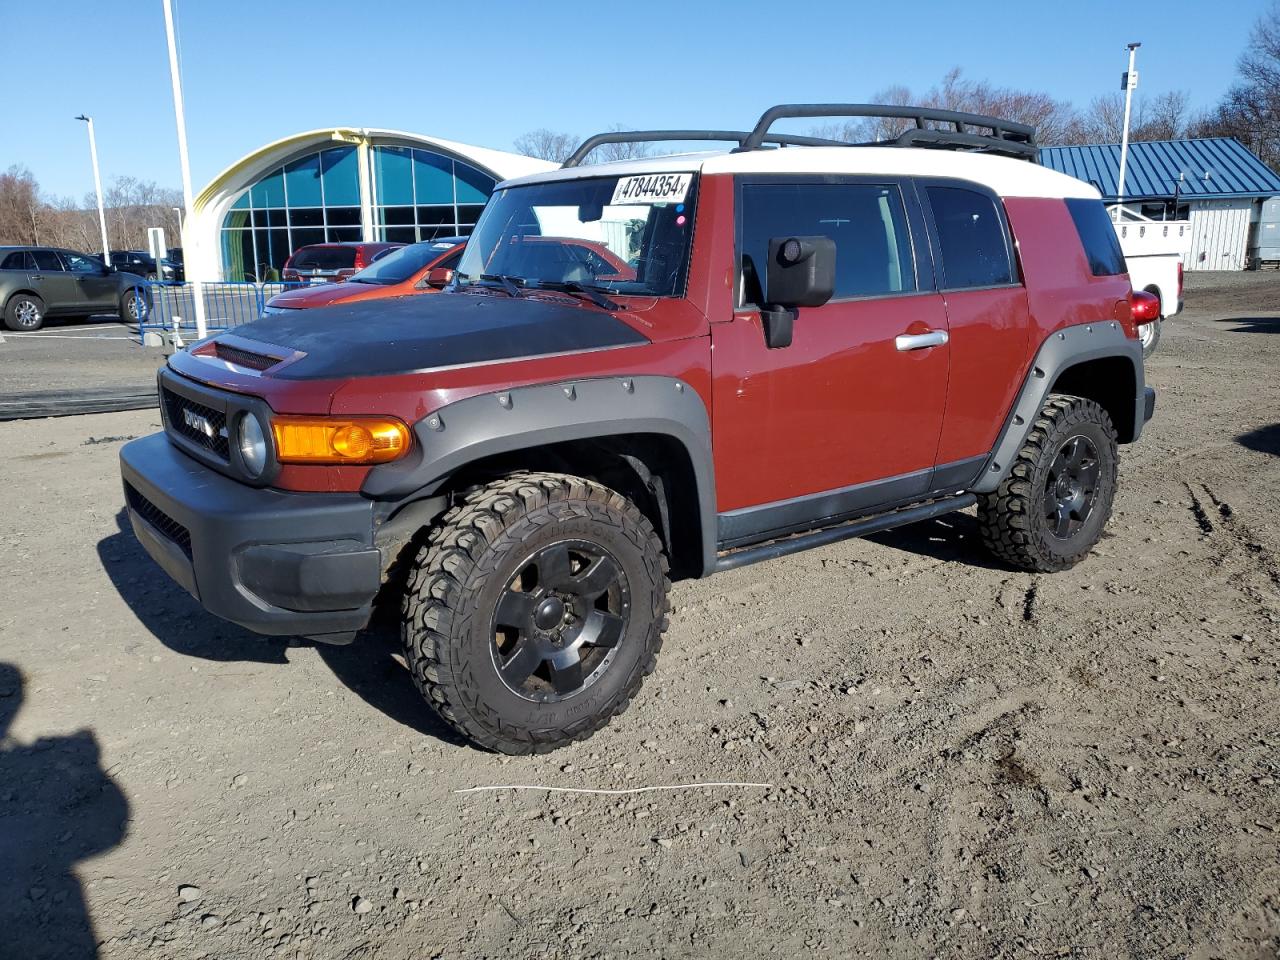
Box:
<box><xmin>978</xmin><ymin>394</ymin><xmax>1118</xmax><ymax>572</ymax></box>
<box><xmin>1138</xmin><ymin>319</ymin><xmax>1161</xmax><ymax>359</ymax></box>
<box><xmin>402</xmin><ymin>471</ymin><xmax>670</xmax><ymax>754</ymax></box>
<box><xmin>4</xmin><ymin>293</ymin><xmax>45</xmax><ymax>331</ymax></box>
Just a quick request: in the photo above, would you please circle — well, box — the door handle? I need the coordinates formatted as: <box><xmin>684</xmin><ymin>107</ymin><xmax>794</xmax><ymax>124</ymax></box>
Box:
<box><xmin>30</xmin><ymin>274</ymin><xmax>43</xmax><ymax>280</ymax></box>
<box><xmin>895</xmin><ymin>330</ymin><xmax>949</xmax><ymax>351</ymax></box>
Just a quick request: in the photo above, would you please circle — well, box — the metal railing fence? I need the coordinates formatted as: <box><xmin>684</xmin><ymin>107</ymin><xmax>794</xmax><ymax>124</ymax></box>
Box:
<box><xmin>141</xmin><ymin>281</ymin><xmax>307</xmax><ymax>340</ymax></box>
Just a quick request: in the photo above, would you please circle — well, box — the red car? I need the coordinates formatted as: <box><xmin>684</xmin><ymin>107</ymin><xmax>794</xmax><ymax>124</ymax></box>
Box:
<box><xmin>265</xmin><ymin>239</ymin><xmax>465</xmax><ymax>314</ymax></box>
<box><xmin>123</xmin><ymin>103</ymin><xmax>1156</xmax><ymax>755</ymax></box>
<box><xmin>280</xmin><ymin>241</ymin><xmax>403</xmax><ymax>284</ymax></box>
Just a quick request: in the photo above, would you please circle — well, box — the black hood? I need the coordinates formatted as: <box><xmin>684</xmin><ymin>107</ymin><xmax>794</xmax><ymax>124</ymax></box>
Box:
<box><xmin>227</xmin><ymin>291</ymin><xmax>650</xmax><ymax>380</ymax></box>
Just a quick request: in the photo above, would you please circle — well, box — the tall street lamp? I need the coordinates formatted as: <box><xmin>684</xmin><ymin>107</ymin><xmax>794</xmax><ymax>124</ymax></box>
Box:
<box><xmin>75</xmin><ymin>115</ymin><xmax>112</xmax><ymax>264</ymax></box>
<box><xmin>1116</xmin><ymin>42</ymin><xmax>1141</xmax><ymax>219</ymax></box>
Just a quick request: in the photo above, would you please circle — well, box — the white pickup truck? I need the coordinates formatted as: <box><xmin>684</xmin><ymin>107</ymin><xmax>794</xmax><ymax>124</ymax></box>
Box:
<box><xmin>1111</xmin><ymin>208</ymin><xmax>1187</xmax><ymax>357</ymax></box>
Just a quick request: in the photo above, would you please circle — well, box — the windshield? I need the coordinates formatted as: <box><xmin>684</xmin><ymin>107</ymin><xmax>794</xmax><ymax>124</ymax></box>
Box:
<box><xmin>456</xmin><ymin>173</ymin><xmax>698</xmax><ymax>297</ymax></box>
<box><xmin>349</xmin><ymin>240</ymin><xmax>461</xmax><ymax>284</ymax></box>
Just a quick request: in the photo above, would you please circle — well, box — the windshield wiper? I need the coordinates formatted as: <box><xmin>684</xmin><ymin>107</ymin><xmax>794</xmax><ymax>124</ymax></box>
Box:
<box><xmin>534</xmin><ymin>280</ymin><xmax>623</xmax><ymax>312</ymax></box>
<box><xmin>479</xmin><ymin>273</ymin><xmax>525</xmax><ymax>297</ymax></box>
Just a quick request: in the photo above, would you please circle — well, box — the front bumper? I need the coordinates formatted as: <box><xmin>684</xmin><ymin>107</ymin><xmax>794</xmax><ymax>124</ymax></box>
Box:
<box><xmin>120</xmin><ymin>433</ymin><xmax>381</xmax><ymax>639</ymax></box>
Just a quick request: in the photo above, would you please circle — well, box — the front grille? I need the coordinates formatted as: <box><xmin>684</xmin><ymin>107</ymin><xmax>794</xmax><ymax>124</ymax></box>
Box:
<box><xmin>163</xmin><ymin>388</ymin><xmax>230</xmax><ymax>460</ymax></box>
<box><xmin>213</xmin><ymin>341</ymin><xmax>283</xmax><ymax>371</ymax></box>
<box><xmin>125</xmin><ymin>484</ymin><xmax>192</xmax><ymax>558</ymax></box>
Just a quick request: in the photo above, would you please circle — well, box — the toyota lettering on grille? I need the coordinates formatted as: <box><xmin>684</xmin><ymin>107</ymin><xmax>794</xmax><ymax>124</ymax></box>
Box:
<box><xmin>182</xmin><ymin>407</ymin><xmax>217</xmax><ymax>439</ymax></box>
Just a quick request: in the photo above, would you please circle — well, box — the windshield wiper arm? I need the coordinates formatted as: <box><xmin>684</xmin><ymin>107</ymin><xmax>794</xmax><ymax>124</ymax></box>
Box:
<box><xmin>478</xmin><ymin>273</ymin><xmax>524</xmax><ymax>297</ymax></box>
<box><xmin>534</xmin><ymin>280</ymin><xmax>623</xmax><ymax>312</ymax></box>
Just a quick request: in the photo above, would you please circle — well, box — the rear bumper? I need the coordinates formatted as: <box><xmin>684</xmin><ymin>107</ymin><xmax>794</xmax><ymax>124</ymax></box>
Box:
<box><xmin>119</xmin><ymin>433</ymin><xmax>381</xmax><ymax>639</ymax></box>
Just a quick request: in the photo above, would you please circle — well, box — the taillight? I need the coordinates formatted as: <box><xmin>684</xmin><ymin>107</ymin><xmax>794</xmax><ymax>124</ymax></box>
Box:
<box><xmin>1177</xmin><ymin>260</ymin><xmax>1184</xmax><ymax>299</ymax></box>
<box><xmin>1131</xmin><ymin>291</ymin><xmax>1161</xmax><ymax>324</ymax></box>
<box><xmin>353</xmin><ymin>249</ymin><xmax>368</xmax><ymax>270</ymax></box>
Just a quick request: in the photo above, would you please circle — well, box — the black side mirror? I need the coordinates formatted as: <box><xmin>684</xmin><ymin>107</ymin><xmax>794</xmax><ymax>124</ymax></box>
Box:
<box><xmin>760</xmin><ymin>235</ymin><xmax>836</xmax><ymax>349</ymax></box>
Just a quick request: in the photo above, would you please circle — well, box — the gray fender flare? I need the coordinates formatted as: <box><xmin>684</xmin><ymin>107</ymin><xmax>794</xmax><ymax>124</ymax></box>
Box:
<box><xmin>972</xmin><ymin>321</ymin><xmax>1144</xmax><ymax>494</ymax></box>
<box><xmin>363</xmin><ymin>375</ymin><xmax>718</xmax><ymax>575</ymax></box>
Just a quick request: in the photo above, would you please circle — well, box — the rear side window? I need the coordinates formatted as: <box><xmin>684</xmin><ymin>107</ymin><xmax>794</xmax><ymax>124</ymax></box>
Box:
<box><xmin>926</xmin><ymin>186</ymin><xmax>1015</xmax><ymax>289</ymax></box>
<box><xmin>1065</xmin><ymin>198</ymin><xmax>1127</xmax><ymax>276</ymax></box>
<box><xmin>739</xmin><ymin>182</ymin><xmax>915</xmax><ymax>304</ymax></box>
<box><xmin>291</xmin><ymin>246</ymin><xmax>357</xmax><ymax>269</ymax></box>
<box><xmin>1</xmin><ymin>251</ymin><xmax>34</xmax><ymax>270</ymax></box>
<box><xmin>30</xmin><ymin>250</ymin><xmax>64</xmax><ymax>271</ymax></box>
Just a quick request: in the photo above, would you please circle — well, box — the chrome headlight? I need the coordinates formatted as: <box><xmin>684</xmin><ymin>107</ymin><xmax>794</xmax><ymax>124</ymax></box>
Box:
<box><xmin>238</xmin><ymin>413</ymin><xmax>268</xmax><ymax>477</ymax></box>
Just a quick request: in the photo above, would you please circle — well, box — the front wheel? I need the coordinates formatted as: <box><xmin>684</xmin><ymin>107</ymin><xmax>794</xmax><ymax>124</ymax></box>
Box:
<box><xmin>402</xmin><ymin>472</ymin><xmax>670</xmax><ymax>754</ymax></box>
<box><xmin>978</xmin><ymin>394</ymin><xmax>1119</xmax><ymax>572</ymax></box>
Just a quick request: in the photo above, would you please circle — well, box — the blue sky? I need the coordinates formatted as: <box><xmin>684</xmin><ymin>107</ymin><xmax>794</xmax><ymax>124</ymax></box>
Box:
<box><xmin>1</xmin><ymin>0</ymin><xmax>1265</xmax><ymax>199</ymax></box>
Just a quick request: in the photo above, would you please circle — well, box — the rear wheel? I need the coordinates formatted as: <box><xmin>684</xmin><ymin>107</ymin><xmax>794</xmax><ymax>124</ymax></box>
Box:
<box><xmin>4</xmin><ymin>293</ymin><xmax>45</xmax><ymax>331</ymax></box>
<box><xmin>401</xmin><ymin>472</ymin><xmax>670</xmax><ymax>754</ymax></box>
<box><xmin>978</xmin><ymin>394</ymin><xmax>1118</xmax><ymax>572</ymax></box>
<box><xmin>1137</xmin><ymin>319</ymin><xmax>1161</xmax><ymax>358</ymax></box>
<box><xmin>121</xmin><ymin>288</ymin><xmax>151</xmax><ymax>324</ymax></box>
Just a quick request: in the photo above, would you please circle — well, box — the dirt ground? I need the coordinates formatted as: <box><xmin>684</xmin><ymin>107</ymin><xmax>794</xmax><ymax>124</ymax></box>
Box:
<box><xmin>1</xmin><ymin>272</ymin><xmax>1278</xmax><ymax>959</ymax></box>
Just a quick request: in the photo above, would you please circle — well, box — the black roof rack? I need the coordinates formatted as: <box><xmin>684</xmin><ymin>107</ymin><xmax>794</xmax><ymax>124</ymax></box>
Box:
<box><xmin>741</xmin><ymin>103</ymin><xmax>1038</xmax><ymax>160</ymax></box>
<box><xmin>560</xmin><ymin>129</ymin><xmax>847</xmax><ymax>168</ymax></box>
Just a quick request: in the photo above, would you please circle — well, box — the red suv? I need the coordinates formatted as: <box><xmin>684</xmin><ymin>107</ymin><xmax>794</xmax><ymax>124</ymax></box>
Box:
<box><xmin>121</xmin><ymin>104</ymin><xmax>1155</xmax><ymax>755</ymax></box>
<box><xmin>264</xmin><ymin>238</ymin><xmax>465</xmax><ymax>314</ymax></box>
<box><xmin>280</xmin><ymin>241</ymin><xmax>402</xmax><ymax>284</ymax></box>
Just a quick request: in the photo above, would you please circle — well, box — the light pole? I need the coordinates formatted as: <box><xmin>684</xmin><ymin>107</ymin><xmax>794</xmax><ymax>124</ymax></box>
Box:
<box><xmin>1116</xmin><ymin>41</ymin><xmax>1141</xmax><ymax>219</ymax></box>
<box><xmin>75</xmin><ymin>115</ymin><xmax>112</xmax><ymax>264</ymax></box>
<box><xmin>161</xmin><ymin>0</ymin><xmax>207</xmax><ymax>338</ymax></box>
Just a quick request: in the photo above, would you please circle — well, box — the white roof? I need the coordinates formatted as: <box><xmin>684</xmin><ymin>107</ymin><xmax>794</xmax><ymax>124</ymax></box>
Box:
<box><xmin>499</xmin><ymin>146</ymin><xmax>1099</xmax><ymax>200</ymax></box>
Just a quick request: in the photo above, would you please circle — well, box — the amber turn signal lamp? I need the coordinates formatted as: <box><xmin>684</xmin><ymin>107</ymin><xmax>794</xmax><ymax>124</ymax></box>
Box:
<box><xmin>271</xmin><ymin>416</ymin><xmax>411</xmax><ymax>465</ymax></box>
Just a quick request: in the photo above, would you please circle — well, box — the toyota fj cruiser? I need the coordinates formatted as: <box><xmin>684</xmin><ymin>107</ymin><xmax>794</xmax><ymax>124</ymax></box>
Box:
<box><xmin>120</xmin><ymin>104</ymin><xmax>1157</xmax><ymax>754</ymax></box>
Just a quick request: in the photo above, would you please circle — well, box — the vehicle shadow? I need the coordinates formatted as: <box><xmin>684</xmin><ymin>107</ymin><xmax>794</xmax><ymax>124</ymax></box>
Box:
<box><xmin>866</xmin><ymin>510</ymin><xmax>1010</xmax><ymax>571</ymax></box>
<box><xmin>1215</xmin><ymin>316</ymin><xmax>1280</xmax><ymax>333</ymax></box>
<box><xmin>0</xmin><ymin>662</ymin><xmax>129</xmax><ymax>960</ymax></box>
<box><xmin>97</xmin><ymin>509</ymin><xmax>462</xmax><ymax>744</ymax></box>
<box><xmin>1238</xmin><ymin>423</ymin><xmax>1280</xmax><ymax>457</ymax></box>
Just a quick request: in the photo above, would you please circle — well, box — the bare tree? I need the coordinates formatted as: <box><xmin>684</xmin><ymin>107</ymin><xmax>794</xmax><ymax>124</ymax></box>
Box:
<box><xmin>1195</xmin><ymin>1</ymin><xmax>1280</xmax><ymax>169</ymax></box>
<box><xmin>0</xmin><ymin>166</ymin><xmax>47</xmax><ymax>245</ymax></box>
<box><xmin>513</xmin><ymin>128</ymin><xmax>579</xmax><ymax>163</ymax></box>
<box><xmin>592</xmin><ymin>124</ymin><xmax>654</xmax><ymax>163</ymax></box>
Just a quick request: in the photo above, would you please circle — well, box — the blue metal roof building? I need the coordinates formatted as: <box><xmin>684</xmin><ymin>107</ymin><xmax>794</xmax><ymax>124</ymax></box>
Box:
<box><xmin>1041</xmin><ymin>138</ymin><xmax>1280</xmax><ymax>270</ymax></box>
<box><xmin>1040</xmin><ymin>138</ymin><xmax>1280</xmax><ymax>201</ymax></box>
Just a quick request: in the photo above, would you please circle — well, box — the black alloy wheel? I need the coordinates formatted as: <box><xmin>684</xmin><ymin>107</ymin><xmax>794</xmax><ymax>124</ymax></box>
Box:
<box><xmin>401</xmin><ymin>471</ymin><xmax>669</xmax><ymax>754</ymax></box>
<box><xmin>978</xmin><ymin>394</ymin><xmax>1119</xmax><ymax>572</ymax></box>
<box><xmin>491</xmin><ymin>540</ymin><xmax>630</xmax><ymax>702</ymax></box>
<box><xmin>1043</xmin><ymin>435</ymin><xmax>1101</xmax><ymax>540</ymax></box>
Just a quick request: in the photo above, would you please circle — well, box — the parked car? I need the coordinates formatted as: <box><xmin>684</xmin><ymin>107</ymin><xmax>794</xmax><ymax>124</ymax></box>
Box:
<box><xmin>1</xmin><ymin>246</ymin><xmax>151</xmax><ymax>331</ymax></box>
<box><xmin>104</xmin><ymin>250</ymin><xmax>184</xmax><ymax>283</ymax></box>
<box><xmin>1108</xmin><ymin>209</ymin><xmax>1186</xmax><ymax>358</ymax></box>
<box><xmin>263</xmin><ymin>238</ymin><xmax>465</xmax><ymax>314</ymax></box>
<box><xmin>280</xmin><ymin>242</ymin><xmax>403</xmax><ymax>285</ymax></box>
<box><xmin>121</xmin><ymin>103</ymin><xmax>1156</xmax><ymax>755</ymax></box>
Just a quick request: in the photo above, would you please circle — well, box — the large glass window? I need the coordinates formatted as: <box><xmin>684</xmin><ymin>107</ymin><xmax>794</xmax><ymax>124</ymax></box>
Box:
<box><xmin>220</xmin><ymin>144</ymin><xmax>498</xmax><ymax>280</ymax></box>
<box><xmin>926</xmin><ymin>186</ymin><xmax>1016</xmax><ymax>289</ymax></box>
<box><xmin>739</xmin><ymin>182</ymin><xmax>915</xmax><ymax>304</ymax></box>
<box><xmin>372</xmin><ymin>146</ymin><xmax>496</xmax><ymax>244</ymax></box>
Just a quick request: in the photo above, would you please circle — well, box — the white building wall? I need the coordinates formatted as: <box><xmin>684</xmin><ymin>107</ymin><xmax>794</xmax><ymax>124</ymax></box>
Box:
<box><xmin>1185</xmin><ymin>199</ymin><xmax>1254</xmax><ymax>271</ymax></box>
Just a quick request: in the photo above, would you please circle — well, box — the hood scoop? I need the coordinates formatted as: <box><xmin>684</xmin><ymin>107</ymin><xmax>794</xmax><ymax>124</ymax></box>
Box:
<box><xmin>191</xmin><ymin>335</ymin><xmax>303</xmax><ymax>375</ymax></box>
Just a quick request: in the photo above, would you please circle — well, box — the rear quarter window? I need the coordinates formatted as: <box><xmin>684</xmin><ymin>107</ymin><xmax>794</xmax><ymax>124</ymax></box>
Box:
<box><xmin>926</xmin><ymin>186</ymin><xmax>1016</xmax><ymax>289</ymax></box>
<box><xmin>1065</xmin><ymin>198</ymin><xmax>1127</xmax><ymax>277</ymax></box>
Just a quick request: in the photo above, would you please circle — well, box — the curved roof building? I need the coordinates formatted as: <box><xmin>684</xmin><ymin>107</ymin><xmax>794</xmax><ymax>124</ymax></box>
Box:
<box><xmin>185</xmin><ymin>128</ymin><xmax>554</xmax><ymax>282</ymax></box>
